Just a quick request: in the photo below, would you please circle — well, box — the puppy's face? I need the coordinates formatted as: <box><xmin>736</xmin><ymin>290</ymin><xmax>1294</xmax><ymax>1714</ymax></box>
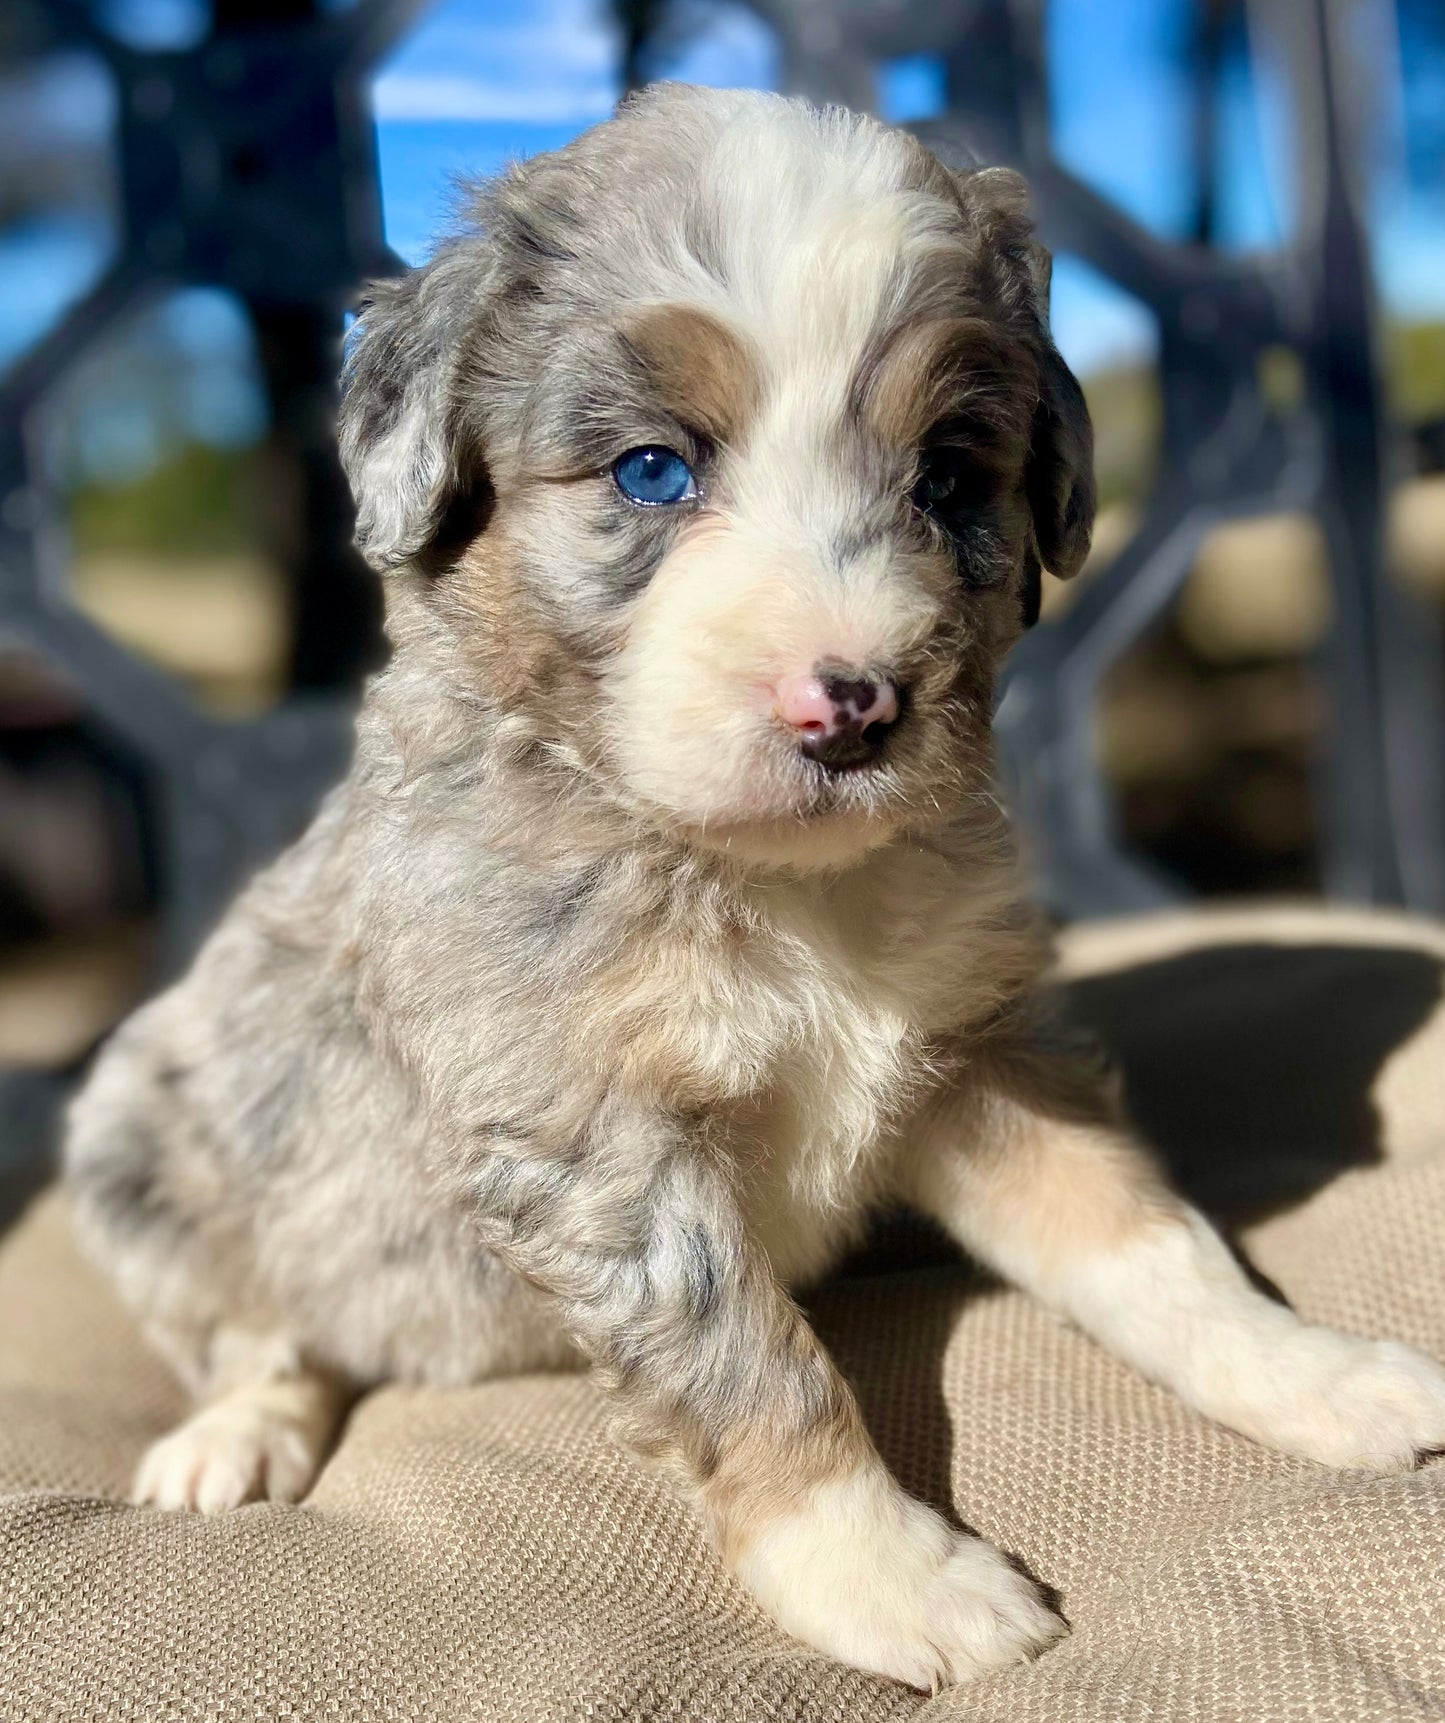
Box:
<box><xmin>341</xmin><ymin>87</ymin><xmax>1094</xmax><ymax>870</ymax></box>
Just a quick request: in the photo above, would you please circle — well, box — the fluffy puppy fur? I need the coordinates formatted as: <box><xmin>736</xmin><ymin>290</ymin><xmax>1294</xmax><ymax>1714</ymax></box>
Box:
<box><xmin>66</xmin><ymin>87</ymin><xmax>1445</xmax><ymax>1689</ymax></box>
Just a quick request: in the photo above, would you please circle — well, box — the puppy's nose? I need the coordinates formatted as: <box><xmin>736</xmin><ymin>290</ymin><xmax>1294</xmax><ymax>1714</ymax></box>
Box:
<box><xmin>775</xmin><ymin>668</ymin><xmax>902</xmax><ymax>770</ymax></box>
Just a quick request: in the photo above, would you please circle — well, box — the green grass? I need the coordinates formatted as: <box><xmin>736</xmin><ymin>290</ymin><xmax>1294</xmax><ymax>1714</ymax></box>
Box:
<box><xmin>69</xmin><ymin>444</ymin><xmax>263</xmax><ymax>559</ymax></box>
<box><xmin>1384</xmin><ymin>319</ymin><xmax>1445</xmax><ymax>426</ymax></box>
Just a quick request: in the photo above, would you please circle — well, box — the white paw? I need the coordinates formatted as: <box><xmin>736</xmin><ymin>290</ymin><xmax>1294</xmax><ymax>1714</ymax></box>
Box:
<box><xmin>132</xmin><ymin>1401</ymin><xmax>323</xmax><ymax>1513</ymax></box>
<box><xmin>1233</xmin><ymin>1328</ymin><xmax>1445</xmax><ymax>1471</ymax></box>
<box><xmin>733</xmin><ymin>1466</ymin><xmax>1065</xmax><ymax>1689</ymax></box>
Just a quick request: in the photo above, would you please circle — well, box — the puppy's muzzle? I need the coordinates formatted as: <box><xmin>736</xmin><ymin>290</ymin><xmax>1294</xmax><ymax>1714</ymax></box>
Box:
<box><xmin>775</xmin><ymin>665</ymin><xmax>903</xmax><ymax>773</ymax></box>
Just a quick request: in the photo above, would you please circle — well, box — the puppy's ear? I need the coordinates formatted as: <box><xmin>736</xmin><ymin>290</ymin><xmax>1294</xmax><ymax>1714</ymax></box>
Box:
<box><xmin>1024</xmin><ymin>249</ymin><xmax>1095</xmax><ymax>585</ymax></box>
<box><xmin>954</xmin><ymin>167</ymin><xmax>1096</xmax><ymax>620</ymax></box>
<box><xmin>338</xmin><ymin>250</ymin><xmax>488</xmax><ymax>573</ymax></box>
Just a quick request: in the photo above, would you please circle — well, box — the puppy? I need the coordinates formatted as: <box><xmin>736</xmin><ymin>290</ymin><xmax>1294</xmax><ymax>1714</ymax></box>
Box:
<box><xmin>65</xmin><ymin>86</ymin><xmax>1445</xmax><ymax>1689</ymax></box>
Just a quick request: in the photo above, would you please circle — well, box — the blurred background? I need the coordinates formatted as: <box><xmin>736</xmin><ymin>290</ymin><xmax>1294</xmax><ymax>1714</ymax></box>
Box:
<box><xmin>0</xmin><ymin>0</ymin><xmax>1442</xmax><ymax>1179</ymax></box>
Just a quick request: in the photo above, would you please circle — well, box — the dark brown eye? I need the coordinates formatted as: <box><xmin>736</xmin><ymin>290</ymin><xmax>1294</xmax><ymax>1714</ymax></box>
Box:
<box><xmin>911</xmin><ymin>448</ymin><xmax>973</xmax><ymax>518</ymax></box>
<box><xmin>912</xmin><ymin>447</ymin><xmax>1007</xmax><ymax>589</ymax></box>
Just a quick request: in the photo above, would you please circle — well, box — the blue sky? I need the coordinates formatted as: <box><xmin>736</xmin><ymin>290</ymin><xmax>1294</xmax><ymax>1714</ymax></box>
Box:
<box><xmin>2</xmin><ymin>0</ymin><xmax>1440</xmax><ymax>397</ymax></box>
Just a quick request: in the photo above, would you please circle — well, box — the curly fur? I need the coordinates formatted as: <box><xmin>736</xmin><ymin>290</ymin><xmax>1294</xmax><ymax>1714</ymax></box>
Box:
<box><xmin>65</xmin><ymin>87</ymin><xmax>1445</xmax><ymax>1691</ymax></box>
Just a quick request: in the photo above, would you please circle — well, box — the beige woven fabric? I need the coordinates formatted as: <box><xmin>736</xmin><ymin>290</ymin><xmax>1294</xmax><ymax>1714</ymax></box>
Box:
<box><xmin>3</xmin><ymin>903</ymin><xmax>1444</xmax><ymax>1722</ymax></box>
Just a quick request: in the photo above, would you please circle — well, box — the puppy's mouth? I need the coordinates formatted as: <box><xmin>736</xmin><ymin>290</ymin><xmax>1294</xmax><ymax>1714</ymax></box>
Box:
<box><xmin>627</xmin><ymin>686</ymin><xmax>980</xmax><ymax>867</ymax></box>
<box><xmin>794</xmin><ymin>746</ymin><xmax>905</xmax><ymax>804</ymax></box>
<box><xmin>601</xmin><ymin>655</ymin><xmax>956</xmax><ymax>866</ymax></box>
<box><xmin>680</xmin><ymin>729</ymin><xmax>915</xmax><ymax>863</ymax></box>
<box><xmin>706</xmin><ymin>673</ymin><xmax>931</xmax><ymax>827</ymax></box>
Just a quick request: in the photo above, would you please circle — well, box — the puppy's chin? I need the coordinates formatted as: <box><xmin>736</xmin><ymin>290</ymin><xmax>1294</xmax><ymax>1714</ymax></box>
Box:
<box><xmin>677</xmin><ymin>805</ymin><xmax>902</xmax><ymax>873</ymax></box>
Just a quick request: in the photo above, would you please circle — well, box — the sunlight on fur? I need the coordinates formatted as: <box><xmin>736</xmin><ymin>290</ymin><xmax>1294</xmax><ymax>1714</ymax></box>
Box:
<box><xmin>64</xmin><ymin>85</ymin><xmax>1445</xmax><ymax>1691</ymax></box>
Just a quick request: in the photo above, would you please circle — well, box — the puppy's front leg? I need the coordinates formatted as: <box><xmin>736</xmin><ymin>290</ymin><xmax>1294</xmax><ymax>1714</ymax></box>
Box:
<box><xmin>902</xmin><ymin>1028</ymin><xmax>1445</xmax><ymax>1470</ymax></box>
<box><xmin>472</xmin><ymin>1102</ymin><xmax>1063</xmax><ymax>1689</ymax></box>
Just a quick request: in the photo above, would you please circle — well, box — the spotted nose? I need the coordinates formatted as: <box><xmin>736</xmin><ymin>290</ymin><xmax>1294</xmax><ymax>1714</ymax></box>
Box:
<box><xmin>775</xmin><ymin>668</ymin><xmax>903</xmax><ymax>771</ymax></box>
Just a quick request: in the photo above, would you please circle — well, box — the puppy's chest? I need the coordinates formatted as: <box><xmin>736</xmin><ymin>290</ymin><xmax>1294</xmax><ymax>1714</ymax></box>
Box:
<box><xmin>731</xmin><ymin>985</ymin><xmax>919</xmax><ymax>1284</ymax></box>
<box><xmin>593</xmin><ymin>894</ymin><xmax>927</xmax><ymax>1119</ymax></box>
<box><xmin>591</xmin><ymin>880</ymin><xmax>976</xmax><ymax>1279</ymax></box>
<box><xmin>739</xmin><ymin>897</ymin><xmax>990</xmax><ymax>1282</ymax></box>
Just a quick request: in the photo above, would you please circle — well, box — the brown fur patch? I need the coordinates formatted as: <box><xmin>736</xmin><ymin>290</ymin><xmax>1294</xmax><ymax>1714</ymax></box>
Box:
<box><xmin>910</xmin><ymin>1024</ymin><xmax>1178</xmax><ymax>1267</ymax></box>
<box><xmin>977</xmin><ymin>1115</ymin><xmax>1174</xmax><ymax>1263</ymax></box>
<box><xmin>442</xmin><ymin>525</ymin><xmax>622</xmax><ymax>723</ymax></box>
<box><xmin>860</xmin><ymin>316</ymin><xmax>1037</xmax><ymax>458</ymax></box>
<box><xmin>620</xmin><ymin>303</ymin><xmax>763</xmax><ymax>448</ymax></box>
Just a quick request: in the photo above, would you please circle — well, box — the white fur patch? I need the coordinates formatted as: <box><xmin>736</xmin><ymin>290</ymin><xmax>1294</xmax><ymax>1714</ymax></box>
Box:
<box><xmin>732</xmin><ymin>1464</ymin><xmax>1064</xmax><ymax>1688</ymax></box>
<box><xmin>1056</xmin><ymin>1211</ymin><xmax>1445</xmax><ymax>1469</ymax></box>
<box><xmin>132</xmin><ymin>1381</ymin><xmax>338</xmax><ymax>1513</ymax></box>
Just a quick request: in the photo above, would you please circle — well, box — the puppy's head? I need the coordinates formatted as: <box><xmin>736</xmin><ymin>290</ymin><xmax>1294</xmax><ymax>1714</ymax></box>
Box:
<box><xmin>341</xmin><ymin>86</ymin><xmax>1093</xmax><ymax>870</ymax></box>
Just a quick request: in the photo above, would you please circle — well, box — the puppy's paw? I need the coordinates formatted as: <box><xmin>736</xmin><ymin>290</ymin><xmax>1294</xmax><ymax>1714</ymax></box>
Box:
<box><xmin>1233</xmin><ymin>1327</ymin><xmax>1445</xmax><ymax>1471</ymax></box>
<box><xmin>733</xmin><ymin>1465</ymin><xmax>1064</xmax><ymax>1689</ymax></box>
<box><xmin>910</xmin><ymin>1535</ymin><xmax>1067</xmax><ymax>1687</ymax></box>
<box><xmin>132</xmin><ymin>1399</ymin><xmax>323</xmax><ymax>1513</ymax></box>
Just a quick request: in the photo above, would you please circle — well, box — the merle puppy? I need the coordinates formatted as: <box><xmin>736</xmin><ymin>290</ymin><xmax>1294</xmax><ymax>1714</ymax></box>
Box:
<box><xmin>66</xmin><ymin>86</ymin><xmax>1445</xmax><ymax>1689</ymax></box>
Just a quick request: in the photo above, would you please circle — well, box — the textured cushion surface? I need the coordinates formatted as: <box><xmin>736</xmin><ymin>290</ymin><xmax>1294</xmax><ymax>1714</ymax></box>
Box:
<box><xmin>3</xmin><ymin>903</ymin><xmax>1444</xmax><ymax>1722</ymax></box>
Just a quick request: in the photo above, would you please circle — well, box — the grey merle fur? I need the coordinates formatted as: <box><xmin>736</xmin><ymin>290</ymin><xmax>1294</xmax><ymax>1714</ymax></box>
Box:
<box><xmin>66</xmin><ymin>83</ymin><xmax>1116</xmax><ymax>1686</ymax></box>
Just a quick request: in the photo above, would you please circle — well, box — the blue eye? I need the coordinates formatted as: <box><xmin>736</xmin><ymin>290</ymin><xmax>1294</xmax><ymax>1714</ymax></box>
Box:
<box><xmin>612</xmin><ymin>445</ymin><xmax>697</xmax><ymax>506</ymax></box>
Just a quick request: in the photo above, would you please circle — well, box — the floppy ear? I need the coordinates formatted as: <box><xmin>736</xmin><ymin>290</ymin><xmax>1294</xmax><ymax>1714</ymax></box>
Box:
<box><xmin>1019</xmin><ymin>326</ymin><xmax>1096</xmax><ymax>626</ymax></box>
<box><xmin>338</xmin><ymin>249</ymin><xmax>489</xmax><ymax>573</ymax></box>
<box><xmin>953</xmin><ymin>167</ymin><xmax>1096</xmax><ymax>624</ymax></box>
<box><xmin>1024</xmin><ymin>247</ymin><xmax>1096</xmax><ymax>583</ymax></box>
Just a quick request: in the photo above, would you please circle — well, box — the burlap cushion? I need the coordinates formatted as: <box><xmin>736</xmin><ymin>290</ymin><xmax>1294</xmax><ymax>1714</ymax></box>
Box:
<box><xmin>3</xmin><ymin>903</ymin><xmax>1444</xmax><ymax>1722</ymax></box>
